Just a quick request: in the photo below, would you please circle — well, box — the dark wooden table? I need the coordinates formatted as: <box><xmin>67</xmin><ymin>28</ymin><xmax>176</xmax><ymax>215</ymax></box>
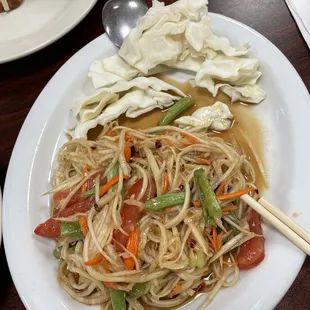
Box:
<box><xmin>1</xmin><ymin>0</ymin><xmax>310</xmax><ymax>309</ymax></box>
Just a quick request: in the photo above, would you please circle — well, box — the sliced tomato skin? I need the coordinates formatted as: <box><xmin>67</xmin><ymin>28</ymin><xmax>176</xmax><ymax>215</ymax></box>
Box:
<box><xmin>113</xmin><ymin>178</ymin><xmax>155</xmax><ymax>252</ymax></box>
<box><xmin>34</xmin><ymin>219</ymin><xmax>61</xmax><ymax>239</ymax></box>
<box><xmin>237</xmin><ymin>209</ymin><xmax>265</xmax><ymax>270</ymax></box>
<box><xmin>34</xmin><ymin>198</ymin><xmax>95</xmax><ymax>239</ymax></box>
<box><xmin>126</xmin><ymin>178</ymin><xmax>156</xmax><ymax>203</ymax></box>
<box><xmin>53</xmin><ymin>191</ymin><xmax>84</xmax><ymax>207</ymax></box>
<box><xmin>53</xmin><ymin>173</ymin><xmax>105</xmax><ymax>207</ymax></box>
<box><xmin>113</xmin><ymin>203</ymin><xmax>141</xmax><ymax>251</ymax></box>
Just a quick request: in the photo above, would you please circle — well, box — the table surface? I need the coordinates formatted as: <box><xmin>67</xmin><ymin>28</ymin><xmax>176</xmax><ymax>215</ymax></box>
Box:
<box><xmin>1</xmin><ymin>0</ymin><xmax>310</xmax><ymax>309</ymax></box>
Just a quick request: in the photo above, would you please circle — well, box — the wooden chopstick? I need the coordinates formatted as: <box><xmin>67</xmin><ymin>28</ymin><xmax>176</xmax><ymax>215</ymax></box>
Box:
<box><xmin>241</xmin><ymin>194</ymin><xmax>310</xmax><ymax>256</ymax></box>
<box><xmin>259</xmin><ymin>197</ymin><xmax>310</xmax><ymax>244</ymax></box>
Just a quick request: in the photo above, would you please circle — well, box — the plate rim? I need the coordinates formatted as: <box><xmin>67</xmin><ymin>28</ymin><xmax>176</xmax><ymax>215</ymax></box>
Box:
<box><xmin>3</xmin><ymin>12</ymin><xmax>308</xmax><ymax>310</ymax></box>
<box><xmin>0</xmin><ymin>0</ymin><xmax>98</xmax><ymax>64</ymax></box>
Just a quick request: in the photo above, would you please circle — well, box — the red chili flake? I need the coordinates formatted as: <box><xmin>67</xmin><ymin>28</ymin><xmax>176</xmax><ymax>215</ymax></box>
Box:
<box><xmin>179</xmin><ymin>184</ymin><xmax>184</xmax><ymax>190</ymax></box>
<box><xmin>155</xmin><ymin>140</ymin><xmax>162</xmax><ymax>149</ymax></box>
<box><xmin>196</xmin><ymin>282</ymin><xmax>206</xmax><ymax>292</ymax></box>
<box><xmin>186</xmin><ymin>238</ymin><xmax>196</xmax><ymax>249</ymax></box>
<box><xmin>91</xmin><ymin>146</ymin><xmax>97</xmax><ymax>150</ymax></box>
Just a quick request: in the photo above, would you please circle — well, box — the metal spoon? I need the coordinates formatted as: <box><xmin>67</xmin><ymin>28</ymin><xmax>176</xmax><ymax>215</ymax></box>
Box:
<box><xmin>102</xmin><ymin>0</ymin><xmax>148</xmax><ymax>48</ymax></box>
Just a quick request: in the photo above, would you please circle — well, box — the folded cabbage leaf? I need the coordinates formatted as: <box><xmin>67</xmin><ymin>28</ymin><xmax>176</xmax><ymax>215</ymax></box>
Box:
<box><xmin>119</xmin><ymin>0</ymin><xmax>248</xmax><ymax>74</ymax></box>
<box><xmin>87</xmin><ymin>0</ymin><xmax>265</xmax><ymax>104</ymax></box>
<box><xmin>175</xmin><ymin>101</ymin><xmax>234</xmax><ymax>131</ymax></box>
<box><xmin>70</xmin><ymin>77</ymin><xmax>185</xmax><ymax>139</ymax></box>
<box><xmin>191</xmin><ymin>55</ymin><xmax>266</xmax><ymax>103</ymax></box>
<box><xmin>88</xmin><ymin>55</ymin><xmax>139</xmax><ymax>88</ymax></box>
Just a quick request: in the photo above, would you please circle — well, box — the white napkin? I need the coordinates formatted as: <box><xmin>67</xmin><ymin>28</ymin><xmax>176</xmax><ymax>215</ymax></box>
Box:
<box><xmin>285</xmin><ymin>0</ymin><xmax>310</xmax><ymax>49</ymax></box>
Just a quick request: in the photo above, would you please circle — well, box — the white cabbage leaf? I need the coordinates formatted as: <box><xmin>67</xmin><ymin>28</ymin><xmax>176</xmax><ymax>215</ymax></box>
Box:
<box><xmin>220</xmin><ymin>84</ymin><xmax>266</xmax><ymax>104</ymax></box>
<box><xmin>175</xmin><ymin>101</ymin><xmax>234</xmax><ymax>131</ymax></box>
<box><xmin>87</xmin><ymin>0</ymin><xmax>265</xmax><ymax>104</ymax></box>
<box><xmin>78</xmin><ymin>92</ymin><xmax>119</xmax><ymax>123</ymax></box>
<box><xmin>70</xmin><ymin>77</ymin><xmax>185</xmax><ymax>139</ymax></box>
<box><xmin>88</xmin><ymin>55</ymin><xmax>139</xmax><ymax>88</ymax></box>
<box><xmin>118</xmin><ymin>0</ymin><xmax>248</xmax><ymax>75</ymax></box>
<box><xmin>191</xmin><ymin>55</ymin><xmax>265</xmax><ymax>103</ymax></box>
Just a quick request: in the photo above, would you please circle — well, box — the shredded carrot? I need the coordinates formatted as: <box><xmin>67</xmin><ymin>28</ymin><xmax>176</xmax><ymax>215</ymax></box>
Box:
<box><xmin>101</xmin><ymin>257</ymin><xmax>118</xmax><ymax>289</ymax></box>
<box><xmin>223</xmin><ymin>261</ymin><xmax>237</xmax><ymax>267</ymax></box>
<box><xmin>216</xmin><ymin>233</ymin><xmax>223</xmax><ymax>251</ymax></box>
<box><xmin>126</xmin><ymin>226</ymin><xmax>140</xmax><ymax>256</ymax></box>
<box><xmin>216</xmin><ymin>180</ymin><xmax>227</xmax><ymax>196</ymax></box>
<box><xmin>162</xmin><ymin>173</ymin><xmax>169</xmax><ymax>194</ymax></box>
<box><xmin>105</xmin><ymin>282</ymin><xmax>118</xmax><ymax>289</ymax></box>
<box><xmin>99</xmin><ymin>175</ymin><xmax>128</xmax><ymax>197</ymax></box>
<box><xmin>124</xmin><ymin>143</ymin><xmax>131</xmax><ymax>162</ymax></box>
<box><xmin>205</xmin><ymin>230</ymin><xmax>216</xmax><ymax>249</ymax></box>
<box><xmin>169</xmin><ymin>283</ymin><xmax>182</xmax><ymax>297</ymax></box>
<box><xmin>84</xmin><ymin>255</ymin><xmax>104</xmax><ymax>266</ymax></box>
<box><xmin>191</xmin><ymin>200</ymin><xmax>201</xmax><ymax>207</ymax></box>
<box><xmin>182</xmin><ymin>132</ymin><xmax>199</xmax><ymax>143</ymax></box>
<box><xmin>196</xmin><ymin>158</ymin><xmax>212</xmax><ymax>165</ymax></box>
<box><xmin>179</xmin><ymin>140</ymin><xmax>194</xmax><ymax>147</ymax></box>
<box><xmin>212</xmin><ymin>227</ymin><xmax>218</xmax><ymax>252</ymax></box>
<box><xmin>221</xmin><ymin>204</ymin><xmax>237</xmax><ymax>213</ymax></box>
<box><xmin>211</xmin><ymin>228</ymin><xmax>223</xmax><ymax>253</ymax></box>
<box><xmin>123</xmin><ymin>226</ymin><xmax>140</xmax><ymax>270</ymax></box>
<box><xmin>79</xmin><ymin>216</ymin><xmax>88</xmax><ymax>236</ymax></box>
<box><xmin>216</xmin><ymin>187</ymin><xmax>255</xmax><ymax>201</ymax></box>
<box><xmin>208</xmin><ymin>241</ymin><xmax>215</xmax><ymax>249</ymax></box>
<box><xmin>114</xmin><ymin>135</ymin><xmax>132</xmax><ymax>142</ymax></box>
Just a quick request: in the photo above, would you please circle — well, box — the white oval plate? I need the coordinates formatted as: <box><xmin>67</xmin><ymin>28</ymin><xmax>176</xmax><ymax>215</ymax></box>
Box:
<box><xmin>3</xmin><ymin>13</ymin><xmax>310</xmax><ymax>310</ymax></box>
<box><xmin>0</xmin><ymin>0</ymin><xmax>98</xmax><ymax>63</ymax></box>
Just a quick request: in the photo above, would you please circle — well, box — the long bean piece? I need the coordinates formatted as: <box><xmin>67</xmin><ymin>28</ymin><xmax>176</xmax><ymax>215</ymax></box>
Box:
<box><xmin>158</xmin><ymin>98</ymin><xmax>194</xmax><ymax>126</ymax></box>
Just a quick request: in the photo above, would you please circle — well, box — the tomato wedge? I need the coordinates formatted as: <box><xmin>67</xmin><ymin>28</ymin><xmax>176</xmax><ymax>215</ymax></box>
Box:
<box><xmin>53</xmin><ymin>191</ymin><xmax>84</xmax><ymax>207</ymax></box>
<box><xmin>53</xmin><ymin>173</ymin><xmax>106</xmax><ymax>206</ymax></box>
<box><xmin>126</xmin><ymin>178</ymin><xmax>156</xmax><ymax>203</ymax></box>
<box><xmin>34</xmin><ymin>198</ymin><xmax>95</xmax><ymax>239</ymax></box>
<box><xmin>113</xmin><ymin>178</ymin><xmax>155</xmax><ymax>252</ymax></box>
<box><xmin>237</xmin><ymin>209</ymin><xmax>265</xmax><ymax>270</ymax></box>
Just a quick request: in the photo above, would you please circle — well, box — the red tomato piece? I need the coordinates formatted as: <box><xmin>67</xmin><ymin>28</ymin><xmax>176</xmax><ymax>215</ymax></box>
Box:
<box><xmin>126</xmin><ymin>178</ymin><xmax>156</xmax><ymax>203</ymax></box>
<box><xmin>53</xmin><ymin>173</ymin><xmax>105</xmax><ymax>207</ymax></box>
<box><xmin>237</xmin><ymin>209</ymin><xmax>265</xmax><ymax>270</ymax></box>
<box><xmin>34</xmin><ymin>219</ymin><xmax>61</xmax><ymax>239</ymax></box>
<box><xmin>53</xmin><ymin>190</ymin><xmax>84</xmax><ymax>207</ymax></box>
<box><xmin>34</xmin><ymin>198</ymin><xmax>95</xmax><ymax>239</ymax></box>
<box><xmin>85</xmin><ymin>173</ymin><xmax>106</xmax><ymax>191</ymax></box>
<box><xmin>113</xmin><ymin>178</ymin><xmax>155</xmax><ymax>252</ymax></box>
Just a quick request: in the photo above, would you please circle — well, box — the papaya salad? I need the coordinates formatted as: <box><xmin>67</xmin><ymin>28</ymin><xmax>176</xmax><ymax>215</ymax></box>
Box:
<box><xmin>34</xmin><ymin>0</ymin><xmax>267</xmax><ymax>309</ymax></box>
<box><xmin>35</xmin><ymin>108</ymin><xmax>265</xmax><ymax>310</ymax></box>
